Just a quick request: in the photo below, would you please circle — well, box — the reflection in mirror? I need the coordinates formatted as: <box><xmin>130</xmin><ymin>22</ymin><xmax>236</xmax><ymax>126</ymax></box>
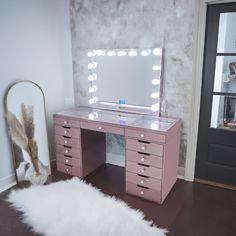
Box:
<box><xmin>86</xmin><ymin>48</ymin><xmax>163</xmax><ymax>114</ymax></box>
<box><xmin>4</xmin><ymin>81</ymin><xmax>51</xmax><ymax>186</ymax></box>
<box><xmin>213</xmin><ymin>56</ymin><xmax>236</xmax><ymax>93</ymax></box>
<box><xmin>217</xmin><ymin>12</ymin><xmax>236</xmax><ymax>53</ymax></box>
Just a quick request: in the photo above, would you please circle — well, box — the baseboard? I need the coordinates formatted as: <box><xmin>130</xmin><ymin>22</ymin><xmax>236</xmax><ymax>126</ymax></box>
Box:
<box><xmin>0</xmin><ymin>174</ymin><xmax>16</xmax><ymax>193</ymax></box>
<box><xmin>106</xmin><ymin>153</ymin><xmax>125</xmax><ymax>167</ymax></box>
<box><xmin>177</xmin><ymin>166</ymin><xmax>185</xmax><ymax>179</ymax></box>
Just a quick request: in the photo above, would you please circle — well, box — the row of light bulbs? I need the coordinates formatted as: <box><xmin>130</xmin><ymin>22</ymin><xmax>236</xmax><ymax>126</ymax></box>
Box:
<box><xmin>87</xmin><ymin>48</ymin><xmax>162</xmax><ymax>57</ymax></box>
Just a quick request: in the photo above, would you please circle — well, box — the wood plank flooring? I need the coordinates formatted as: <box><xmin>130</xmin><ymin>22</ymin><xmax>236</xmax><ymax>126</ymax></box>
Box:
<box><xmin>0</xmin><ymin>162</ymin><xmax>236</xmax><ymax>236</ymax></box>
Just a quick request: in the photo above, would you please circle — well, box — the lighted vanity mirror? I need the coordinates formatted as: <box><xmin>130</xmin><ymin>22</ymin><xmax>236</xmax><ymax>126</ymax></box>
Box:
<box><xmin>4</xmin><ymin>81</ymin><xmax>51</xmax><ymax>186</ymax></box>
<box><xmin>84</xmin><ymin>48</ymin><xmax>164</xmax><ymax>114</ymax></box>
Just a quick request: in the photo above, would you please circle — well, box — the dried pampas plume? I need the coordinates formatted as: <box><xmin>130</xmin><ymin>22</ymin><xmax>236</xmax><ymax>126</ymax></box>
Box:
<box><xmin>7</xmin><ymin>103</ymin><xmax>40</xmax><ymax>176</ymax></box>
<box><xmin>6</xmin><ymin>112</ymin><xmax>28</xmax><ymax>150</ymax></box>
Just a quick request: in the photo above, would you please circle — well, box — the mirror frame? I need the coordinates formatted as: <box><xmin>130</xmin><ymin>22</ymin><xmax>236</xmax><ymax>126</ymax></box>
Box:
<box><xmin>86</xmin><ymin>48</ymin><xmax>164</xmax><ymax>115</ymax></box>
<box><xmin>4</xmin><ymin>80</ymin><xmax>51</xmax><ymax>186</ymax></box>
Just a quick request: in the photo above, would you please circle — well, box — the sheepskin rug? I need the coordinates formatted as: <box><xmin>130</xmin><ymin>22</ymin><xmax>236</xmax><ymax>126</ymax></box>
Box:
<box><xmin>8</xmin><ymin>178</ymin><xmax>167</xmax><ymax>236</ymax></box>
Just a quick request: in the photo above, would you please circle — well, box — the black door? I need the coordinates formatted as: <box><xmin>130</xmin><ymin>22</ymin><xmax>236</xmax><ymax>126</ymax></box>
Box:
<box><xmin>195</xmin><ymin>3</ymin><xmax>236</xmax><ymax>186</ymax></box>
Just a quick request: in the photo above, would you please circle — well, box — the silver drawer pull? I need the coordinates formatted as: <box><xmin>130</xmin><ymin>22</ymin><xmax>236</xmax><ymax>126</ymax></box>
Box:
<box><xmin>98</xmin><ymin>126</ymin><xmax>102</xmax><ymax>130</ymax></box>
<box><xmin>66</xmin><ymin>168</ymin><xmax>69</xmax><ymax>172</ymax></box>
<box><xmin>141</xmin><ymin>146</ymin><xmax>145</xmax><ymax>150</ymax></box>
<box><xmin>140</xmin><ymin>179</ymin><xmax>145</xmax><ymax>184</ymax></box>
<box><xmin>65</xmin><ymin>149</ymin><xmax>69</xmax><ymax>154</ymax></box>
<box><xmin>140</xmin><ymin>191</ymin><xmax>144</xmax><ymax>195</ymax></box>
<box><xmin>141</xmin><ymin>157</ymin><xmax>145</xmax><ymax>162</ymax></box>
<box><xmin>64</xmin><ymin>121</ymin><xmax>68</xmax><ymax>124</ymax></box>
<box><xmin>64</xmin><ymin>130</ymin><xmax>68</xmax><ymax>134</ymax></box>
<box><xmin>141</xmin><ymin>168</ymin><xmax>145</xmax><ymax>173</ymax></box>
<box><xmin>140</xmin><ymin>134</ymin><xmax>145</xmax><ymax>138</ymax></box>
<box><xmin>64</xmin><ymin>140</ymin><xmax>68</xmax><ymax>144</ymax></box>
<box><xmin>65</xmin><ymin>159</ymin><xmax>69</xmax><ymax>163</ymax></box>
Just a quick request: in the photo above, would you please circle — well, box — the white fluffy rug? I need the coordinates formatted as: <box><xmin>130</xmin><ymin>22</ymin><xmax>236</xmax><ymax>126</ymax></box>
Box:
<box><xmin>8</xmin><ymin>178</ymin><xmax>167</xmax><ymax>236</ymax></box>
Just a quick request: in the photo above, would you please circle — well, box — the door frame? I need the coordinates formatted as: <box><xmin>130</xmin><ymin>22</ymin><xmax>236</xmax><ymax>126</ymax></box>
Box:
<box><xmin>185</xmin><ymin>0</ymin><xmax>236</xmax><ymax>181</ymax></box>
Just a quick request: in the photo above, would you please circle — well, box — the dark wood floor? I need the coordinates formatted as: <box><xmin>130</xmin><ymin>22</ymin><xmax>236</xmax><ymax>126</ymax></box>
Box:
<box><xmin>1</xmin><ymin>162</ymin><xmax>236</xmax><ymax>236</ymax></box>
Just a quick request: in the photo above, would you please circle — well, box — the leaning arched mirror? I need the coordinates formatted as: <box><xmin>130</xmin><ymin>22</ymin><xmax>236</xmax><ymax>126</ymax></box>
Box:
<box><xmin>4</xmin><ymin>80</ymin><xmax>51</xmax><ymax>186</ymax></box>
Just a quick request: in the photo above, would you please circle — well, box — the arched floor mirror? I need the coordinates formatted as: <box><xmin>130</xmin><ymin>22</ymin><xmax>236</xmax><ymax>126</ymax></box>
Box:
<box><xmin>4</xmin><ymin>80</ymin><xmax>51</xmax><ymax>186</ymax></box>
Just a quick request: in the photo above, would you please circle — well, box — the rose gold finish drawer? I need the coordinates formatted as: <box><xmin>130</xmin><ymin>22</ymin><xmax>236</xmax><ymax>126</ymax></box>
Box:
<box><xmin>126</xmin><ymin>138</ymin><xmax>163</xmax><ymax>156</ymax></box>
<box><xmin>55</xmin><ymin>135</ymin><xmax>80</xmax><ymax>149</ymax></box>
<box><xmin>126</xmin><ymin>150</ymin><xmax>162</xmax><ymax>168</ymax></box>
<box><xmin>126</xmin><ymin>172</ymin><xmax>161</xmax><ymax>191</ymax></box>
<box><xmin>81</xmin><ymin>121</ymin><xmax>124</xmax><ymax>135</ymax></box>
<box><xmin>54</xmin><ymin>116</ymin><xmax>80</xmax><ymax>128</ymax></box>
<box><xmin>125</xmin><ymin>129</ymin><xmax>165</xmax><ymax>143</ymax></box>
<box><xmin>125</xmin><ymin>182</ymin><xmax>161</xmax><ymax>203</ymax></box>
<box><xmin>126</xmin><ymin>161</ymin><xmax>162</xmax><ymax>179</ymax></box>
<box><xmin>56</xmin><ymin>154</ymin><xmax>81</xmax><ymax>168</ymax></box>
<box><xmin>57</xmin><ymin>162</ymin><xmax>82</xmax><ymax>177</ymax></box>
<box><xmin>56</xmin><ymin>144</ymin><xmax>80</xmax><ymax>158</ymax></box>
<box><xmin>54</xmin><ymin>125</ymin><xmax>80</xmax><ymax>139</ymax></box>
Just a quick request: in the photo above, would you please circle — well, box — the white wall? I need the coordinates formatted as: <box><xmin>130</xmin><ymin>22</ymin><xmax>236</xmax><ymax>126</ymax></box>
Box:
<box><xmin>0</xmin><ymin>0</ymin><xmax>74</xmax><ymax>191</ymax></box>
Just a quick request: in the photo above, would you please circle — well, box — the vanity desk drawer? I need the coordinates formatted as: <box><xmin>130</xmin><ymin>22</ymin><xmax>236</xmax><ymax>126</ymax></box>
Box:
<box><xmin>125</xmin><ymin>129</ymin><xmax>165</xmax><ymax>143</ymax></box>
<box><xmin>126</xmin><ymin>172</ymin><xmax>162</xmax><ymax>191</ymax></box>
<box><xmin>54</xmin><ymin>117</ymin><xmax>80</xmax><ymax>128</ymax></box>
<box><xmin>126</xmin><ymin>150</ymin><xmax>162</xmax><ymax>168</ymax></box>
<box><xmin>57</xmin><ymin>162</ymin><xmax>82</xmax><ymax>177</ymax></box>
<box><xmin>54</xmin><ymin>125</ymin><xmax>80</xmax><ymax>139</ymax></box>
<box><xmin>81</xmin><ymin>121</ymin><xmax>124</xmax><ymax>135</ymax></box>
<box><xmin>126</xmin><ymin>161</ymin><xmax>162</xmax><ymax>180</ymax></box>
<box><xmin>125</xmin><ymin>182</ymin><xmax>161</xmax><ymax>203</ymax></box>
<box><xmin>56</xmin><ymin>144</ymin><xmax>81</xmax><ymax>158</ymax></box>
<box><xmin>126</xmin><ymin>138</ymin><xmax>163</xmax><ymax>156</ymax></box>
<box><xmin>56</xmin><ymin>154</ymin><xmax>81</xmax><ymax>168</ymax></box>
<box><xmin>55</xmin><ymin>135</ymin><xmax>81</xmax><ymax>149</ymax></box>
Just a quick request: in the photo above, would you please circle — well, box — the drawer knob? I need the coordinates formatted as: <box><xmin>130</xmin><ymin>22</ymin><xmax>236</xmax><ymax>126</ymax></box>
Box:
<box><xmin>141</xmin><ymin>157</ymin><xmax>145</xmax><ymax>162</ymax></box>
<box><xmin>64</xmin><ymin>121</ymin><xmax>68</xmax><ymax>124</ymax></box>
<box><xmin>65</xmin><ymin>159</ymin><xmax>69</xmax><ymax>163</ymax></box>
<box><xmin>98</xmin><ymin>126</ymin><xmax>102</xmax><ymax>130</ymax></box>
<box><xmin>140</xmin><ymin>191</ymin><xmax>144</xmax><ymax>195</ymax></box>
<box><xmin>141</xmin><ymin>146</ymin><xmax>145</xmax><ymax>150</ymax></box>
<box><xmin>64</xmin><ymin>130</ymin><xmax>68</xmax><ymax>134</ymax></box>
<box><xmin>140</xmin><ymin>134</ymin><xmax>145</xmax><ymax>138</ymax></box>
<box><xmin>66</xmin><ymin>168</ymin><xmax>69</xmax><ymax>172</ymax></box>
<box><xmin>141</xmin><ymin>168</ymin><xmax>145</xmax><ymax>173</ymax></box>
<box><xmin>140</xmin><ymin>179</ymin><xmax>145</xmax><ymax>184</ymax></box>
<box><xmin>64</xmin><ymin>140</ymin><xmax>68</xmax><ymax>144</ymax></box>
<box><xmin>65</xmin><ymin>149</ymin><xmax>69</xmax><ymax>154</ymax></box>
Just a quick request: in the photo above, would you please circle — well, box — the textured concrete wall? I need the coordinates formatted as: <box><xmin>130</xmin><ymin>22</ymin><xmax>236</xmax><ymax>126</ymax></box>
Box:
<box><xmin>70</xmin><ymin>0</ymin><xmax>196</xmax><ymax>168</ymax></box>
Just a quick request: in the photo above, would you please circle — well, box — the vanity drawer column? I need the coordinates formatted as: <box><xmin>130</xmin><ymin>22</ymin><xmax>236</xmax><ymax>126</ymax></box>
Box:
<box><xmin>125</xmin><ymin>128</ymin><xmax>165</xmax><ymax>204</ymax></box>
<box><xmin>53</xmin><ymin>115</ymin><xmax>82</xmax><ymax>178</ymax></box>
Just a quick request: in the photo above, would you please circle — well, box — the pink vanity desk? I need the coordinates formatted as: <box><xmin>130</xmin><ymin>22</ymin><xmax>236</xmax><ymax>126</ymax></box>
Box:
<box><xmin>53</xmin><ymin>107</ymin><xmax>181</xmax><ymax>204</ymax></box>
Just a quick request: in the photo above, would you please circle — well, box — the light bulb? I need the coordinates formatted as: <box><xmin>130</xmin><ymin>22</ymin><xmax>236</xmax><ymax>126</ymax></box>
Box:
<box><xmin>93</xmin><ymin>97</ymin><xmax>98</xmax><ymax>103</ymax></box>
<box><xmin>88</xmin><ymin>63</ymin><xmax>93</xmax><ymax>69</ymax></box>
<box><xmin>151</xmin><ymin>103</ymin><xmax>160</xmax><ymax>112</ymax></box>
<box><xmin>93</xmin><ymin>85</ymin><xmax>98</xmax><ymax>92</ymax></box>
<box><xmin>153</xmin><ymin>48</ymin><xmax>162</xmax><ymax>56</ymax></box>
<box><xmin>107</xmin><ymin>51</ymin><xmax>116</xmax><ymax>56</ymax></box>
<box><xmin>88</xmin><ymin>74</ymin><xmax>97</xmax><ymax>81</ymax></box>
<box><xmin>117</xmin><ymin>51</ymin><xmax>127</xmax><ymax>56</ymax></box>
<box><xmin>92</xmin><ymin>62</ymin><xmax>97</xmax><ymax>68</ymax></box>
<box><xmin>95</xmin><ymin>50</ymin><xmax>105</xmax><ymax>56</ymax></box>
<box><xmin>141</xmin><ymin>49</ymin><xmax>151</xmax><ymax>56</ymax></box>
<box><xmin>152</xmin><ymin>65</ymin><xmax>161</xmax><ymax>71</ymax></box>
<box><xmin>89</xmin><ymin>98</ymin><xmax>94</xmax><ymax>104</ymax></box>
<box><xmin>88</xmin><ymin>113</ymin><xmax>95</xmax><ymax>120</ymax></box>
<box><xmin>129</xmin><ymin>50</ymin><xmax>137</xmax><ymax>56</ymax></box>
<box><xmin>88</xmin><ymin>87</ymin><xmax>95</xmax><ymax>93</ymax></box>
<box><xmin>152</xmin><ymin>79</ymin><xmax>160</xmax><ymax>85</ymax></box>
<box><xmin>87</xmin><ymin>51</ymin><xmax>94</xmax><ymax>57</ymax></box>
<box><xmin>151</xmin><ymin>92</ymin><xmax>159</xmax><ymax>99</ymax></box>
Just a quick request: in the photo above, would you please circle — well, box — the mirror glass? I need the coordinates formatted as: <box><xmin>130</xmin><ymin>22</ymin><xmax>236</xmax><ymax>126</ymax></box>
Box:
<box><xmin>217</xmin><ymin>12</ymin><xmax>236</xmax><ymax>53</ymax></box>
<box><xmin>80</xmin><ymin>48</ymin><xmax>163</xmax><ymax>114</ymax></box>
<box><xmin>5</xmin><ymin>81</ymin><xmax>51</xmax><ymax>186</ymax></box>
